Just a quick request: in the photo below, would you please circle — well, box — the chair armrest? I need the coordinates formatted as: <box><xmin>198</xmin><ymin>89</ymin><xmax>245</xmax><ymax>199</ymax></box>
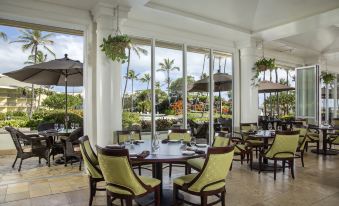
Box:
<box><xmin>26</xmin><ymin>134</ymin><xmax>40</xmax><ymax>138</ymax></box>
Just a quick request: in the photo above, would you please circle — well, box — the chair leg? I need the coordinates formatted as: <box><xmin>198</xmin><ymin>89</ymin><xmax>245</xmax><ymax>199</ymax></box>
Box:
<box><xmin>169</xmin><ymin>163</ymin><xmax>172</xmax><ymax>177</ymax></box>
<box><xmin>154</xmin><ymin>186</ymin><xmax>160</xmax><ymax>206</ymax></box>
<box><xmin>258</xmin><ymin>155</ymin><xmax>262</xmax><ymax>174</ymax></box>
<box><xmin>221</xmin><ymin>190</ymin><xmax>226</xmax><ymax>206</ymax></box>
<box><xmin>106</xmin><ymin>193</ymin><xmax>112</xmax><ymax>206</ymax></box>
<box><xmin>229</xmin><ymin>161</ymin><xmax>233</xmax><ymax>171</ymax></box>
<box><xmin>138</xmin><ymin>166</ymin><xmax>141</xmax><ymax>175</ymax></box>
<box><xmin>39</xmin><ymin>157</ymin><xmax>41</xmax><ymax>164</ymax></box>
<box><xmin>290</xmin><ymin>159</ymin><xmax>295</xmax><ymax>179</ymax></box>
<box><xmin>173</xmin><ymin>184</ymin><xmax>178</xmax><ymax>206</ymax></box>
<box><xmin>240</xmin><ymin>154</ymin><xmax>244</xmax><ymax>165</ymax></box>
<box><xmin>282</xmin><ymin>160</ymin><xmax>285</xmax><ymax>173</ymax></box>
<box><xmin>79</xmin><ymin>158</ymin><xmax>82</xmax><ymax>171</ymax></box>
<box><xmin>316</xmin><ymin>141</ymin><xmax>319</xmax><ymax>153</ymax></box>
<box><xmin>12</xmin><ymin>156</ymin><xmax>18</xmax><ymax>168</ymax></box>
<box><xmin>301</xmin><ymin>151</ymin><xmax>305</xmax><ymax>167</ymax></box>
<box><xmin>125</xmin><ymin>198</ymin><xmax>133</xmax><ymax>206</ymax></box>
<box><xmin>250</xmin><ymin>151</ymin><xmax>253</xmax><ymax>170</ymax></box>
<box><xmin>273</xmin><ymin>160</ymin><xmax>277</xmax><ymax>180</ymax></box>
<box><xmin>18</xmin><ymin>159</ymin><xmax>23</xmax><ymax>172</ymax></box>
<box><xmin>89</xmin><ymin>177</ymin><xmax>94</xmax><ymax>206</ymax></box>
<box><xmin>201</xmin><ymin>195</ymin><xmax>207</xmax><ymax>206</ymax></box>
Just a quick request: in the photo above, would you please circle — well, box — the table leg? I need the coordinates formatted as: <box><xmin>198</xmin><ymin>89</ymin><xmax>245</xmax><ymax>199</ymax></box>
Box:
<box><xmin>323</xmin><ymin>130</ymin><xmax>327</xmax><ymax>155</ymax></box>
<box><xmin>311</xmin><ymin>129</ymin><xmax>338</xmax><ymax>155</ymax></box>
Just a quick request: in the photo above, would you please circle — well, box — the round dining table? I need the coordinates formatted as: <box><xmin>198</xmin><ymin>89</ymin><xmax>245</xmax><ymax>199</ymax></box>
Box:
<box><xmin>124</xmin><ymin>140</ymin><xmax>208</xmax><ymax>206</ymax></box>
<box><xmin>248</xmin><ymin>130</ymin><xmax>277</xmax><ymax>171</ymax></box>
<box><xmin>310</xmin><ymin>125</ymin><xmax>338</xmax><ymax>155</ymax></box>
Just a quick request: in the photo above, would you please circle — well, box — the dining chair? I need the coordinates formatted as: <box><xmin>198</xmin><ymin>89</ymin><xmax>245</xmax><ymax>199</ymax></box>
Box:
<box><xmin>186</xmin><ymin>132</ymin><xmax>230</xmax><ymax>172</ymax></box>
<box><xmin>79</xmin><ymin>136</ymin><xmax>105</xmax><ymax>206</ymax></box>
<box><xmin>63</xmin><ymin>127</ymin><xmax>83</xmax><ymax>170</ymax></box>
<box><xmin>295</xmin><ymin>129</ymin><xmax>308</xmax><ymax>167</ymax></box>
<box><xmin>240</xmin><ymin>123</ymin><xmax>263</xmax><ymax>158</ymax></box>
<box><xmin>173</xmin><ymin>146</ymin><xmax>234</xmax><ymax>206</ymax></box>
<box><xmin>258</xmin><ymin>131</ymin><xmax>299</xmax><ymax>180</ymax></box>
<box><xmin>116</xmin><ymin>130</ymin><xmax>152</xmax><ymax>175</ymax></box>
<box><xmin>305</xmin><ymin>124</ymin><xmax>320</xmax><ymax>153</ymax></box>
<box><xmin>5</xmin><ymin>126</ymin><xmax>51</xmax><ymax>171</ymax></box>
<box><xmin>37</xmin><ymin>122</ymin><xmax>63</xmax><ymax>160</ymax></box>
<box><xmin>96</xmin><ymin>146</ymin><xmax>161</xmax><ymax>206</ymax></box>
<box><xmin>166</xmin><ymin>129</ymin><xmax>192</xmax><ymax>177</ymax></box>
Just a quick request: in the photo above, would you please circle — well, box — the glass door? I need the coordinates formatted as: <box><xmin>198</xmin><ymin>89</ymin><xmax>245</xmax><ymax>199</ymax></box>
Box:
<box><xmin>295</xmin><ymin>65</ymin><xmax>320</xmax><ymax>124</ymax></box>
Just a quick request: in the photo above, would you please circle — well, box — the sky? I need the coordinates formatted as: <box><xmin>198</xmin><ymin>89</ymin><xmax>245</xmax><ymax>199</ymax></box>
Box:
<box><xmin>0</xmin><ymin>25</ymin><xmax>84</xmax><ymax>93</ymax></box>
<box><xmin>0</xmin><ymin>24</ymin><xmax>295</xmax><ymax>107</ymax></box>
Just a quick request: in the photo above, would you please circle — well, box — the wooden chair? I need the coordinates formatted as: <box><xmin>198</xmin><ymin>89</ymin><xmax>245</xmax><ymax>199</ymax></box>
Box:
<box><xmin>165</xmin><ymin>129</ymin><xmax>191</xmax><ymax>177</ymax></box>
<box><xmin>240</xmin><ymin>123</ymin><xmax>263</xmax><ymax>159</ymax></box>
<box><xmin>79</xmin><ymin>136</ymin><xmax>105</xmax><ymax>206</ymax></box>
<box><xmin>5</xmin><ymin>126</ymin><xmax>51</xmax><ymax>171</ymax></box>
<box><xmin>116</xmin><ymin>130</ymin><xmax>152</xmax><ymax>175</ymax></box>
<box><xmin>62</xmin><ymin>127</ymin><xmax>83</xmax><ymax>170</ymax></box>
<box><xmin>306</xmin><ymin>124</ymin><xmax>320</xmax><ymax>153</ymax></box>
<box><xmin>96</xmin><ymin>146</ymin><xmax>161</xmax><ymax>206</ymax></box>
<box><xmin>173</xmin><ymin>146</ymin><xmax>234</xmax><ymax>206</ymax></box>
<box><xmin>258</xmin><ymin>131</ymin><xmax>299</xmax><ymax>180</ymax></box>
<box><xmin>293</xmin><ymin>126</ymin><xmax>308</xmax><ymax>167</ymax></box>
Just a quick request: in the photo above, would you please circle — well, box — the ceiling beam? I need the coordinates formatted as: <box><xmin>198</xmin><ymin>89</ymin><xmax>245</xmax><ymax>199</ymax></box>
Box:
<box><xmin>253</xmin><ymin>8</ymin><xmax>339</xmax><ymax>41</ymax></box>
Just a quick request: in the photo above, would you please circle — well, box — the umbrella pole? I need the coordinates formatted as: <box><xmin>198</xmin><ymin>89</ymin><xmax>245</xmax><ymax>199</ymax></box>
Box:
<box><xmin>276</xmin><ymin>92</ymin><xmax>279</xmax><ymax>117</ymax></box>
<box><xmin>65</xmin><ymin>71</ymin><xmax>68</xmax><ymax>129</ymax></box>
<box><xmin>219</xmin><ymin>90</ymin><xmax>222</xmax><ymax>118</ymax></box>
<box><xmin>264</xmin><ymin>93</ymin><xmax>267</xmax><ymax>116</ymax></box>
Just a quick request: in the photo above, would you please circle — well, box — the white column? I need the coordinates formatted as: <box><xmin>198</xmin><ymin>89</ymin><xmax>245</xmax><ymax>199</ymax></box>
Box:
<box><xmin>92</xmin><ymin>2</ymin><xmax>124</xmax><ymax>146</ymax></box>
<box><xmin>240</xmin><ymin>44</ymin><xmax>258</xmax><ymax>123</ymax></box>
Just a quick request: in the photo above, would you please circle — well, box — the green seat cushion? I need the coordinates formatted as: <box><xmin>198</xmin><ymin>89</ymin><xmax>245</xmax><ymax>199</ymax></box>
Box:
<box><xmin>106</xmin><ymin>175</ymin><xmax>160</xmax><ymax>195</ymax></box>
<box><xmin>246</xmin><ymin>139</ymin><xmax>264</xmax><ymax>145</ymax></box>
<box><xmin>187</xmin><ymin>158</ymin><xmax>205</xmax><ymax>170</ymax></box>
<box><xmin>307</xmin><ymin>133</ymin><xmax>319</xmax><ymax>140</ymax></box>
<box><xmin>174</xmin><ymin>174</ymin><xmax>225</xmax><ymax>192</ymax></box>
<box><xmin>234</xmin><ymin>144</ymin><xmax>246</xmax><ymax>154</ymax></box>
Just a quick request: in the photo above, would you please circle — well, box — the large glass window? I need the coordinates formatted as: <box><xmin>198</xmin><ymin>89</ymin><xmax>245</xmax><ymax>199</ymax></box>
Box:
<box><xmin>121</xmin><ymin>38</ymin><xmax>151</xmax><ymax>133</ymax></box>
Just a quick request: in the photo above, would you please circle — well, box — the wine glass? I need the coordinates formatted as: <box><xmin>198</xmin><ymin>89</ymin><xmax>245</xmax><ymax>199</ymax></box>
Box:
<box><xmin>54</xmin><ymin>123</ymin><xmax>58</xmax><ymax>131</ymax></box>
<box><xmin>75</xmin><ymin>123</ymin><xmax>80</xmax><ymax>129</ymax></box>
<box><xmin>190</xmin><ymin>137</ymin><xmax>196</xmax><ymax>146</ymax></box>
<box><xmin>71</xmin><ymin>123</ymin><xmax>75</xmax><ymax>129</ymax></box>
<box><xmin>60</xmin><ymin>124</ymin><xmax>65</xmax><ymax>131</ymax></box>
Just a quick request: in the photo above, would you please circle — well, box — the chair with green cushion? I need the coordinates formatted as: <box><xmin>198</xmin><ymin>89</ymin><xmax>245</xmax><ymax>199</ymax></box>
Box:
<box><xmin>96</xmin><ymin>146</ymin><xmax>161</xmax><ymax>206</ymax></box>
<box><xmin>240</xmin><ymin>123</ymin><xmax>263</xmax><ymax>158</ymax></box>
<box><xmin>116</xmin><ymin>130</ymin><xmax>152</xmax><ymax>175</ymax></box>
<box><xmin>187</xmin><ymin>132</ymin><xmax>230</xmax><ymax>172</ymax></box>
<box><xmin>295</xmin><ymin>130</ymin><xmax>308</xmax><ymax>167</ymax></box>
<box><xmin>78</xmin><ymin>136</ymin><xmax>105</xmax><ymax>206</ymax></box>
<box><xmin>306</xmin><ymin>124</ymin><xmax>320</xmax><ymax>153</ymax></box>
<box><xmin>258</xmin><ymin>131</ymin><xmax>299</xmax><ymax>180</ymax></box>
<box><xmin>173</xmin><ymin>146</ymin><xmax>234</xmax><ymax>206</ymax></box>
<box><xmin>166</xmin><ymin>129</ymin><xmax>192</xmax><ymax>177</ymax></box>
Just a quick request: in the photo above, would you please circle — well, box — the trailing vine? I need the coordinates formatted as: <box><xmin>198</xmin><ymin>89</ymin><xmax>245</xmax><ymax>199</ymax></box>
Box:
<box><xmin>100</xmin><ymin>34</ymin><xmax>131</xmax><ymax>63</ymax></box>
<box><xmin>251</xmin><ymin>57</ymin><xmax>276</xmax><ymax>85</ymax></box>
<box><xmin>321</xmin><ymin>71</ymin><xmax>336</xmax><ymax>85</ymax></box>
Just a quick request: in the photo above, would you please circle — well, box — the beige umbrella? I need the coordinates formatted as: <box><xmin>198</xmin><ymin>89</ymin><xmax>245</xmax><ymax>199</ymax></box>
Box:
<box><xmin>258</xmin><ymin>81</ymin><xmax>294</xmax><ymax>116</ymax></box>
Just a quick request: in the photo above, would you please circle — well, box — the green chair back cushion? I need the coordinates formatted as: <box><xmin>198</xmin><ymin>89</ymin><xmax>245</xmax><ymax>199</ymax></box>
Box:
<box><xmin>168</xmin><ymin>132</ymin><xmax>191</xmax><ymax>142</ymax></box>
<box><xmin>98</xmin><ymin>153</ymin><xmax>147</xmax><ymax>195</ymax></box>
<box><xmin>188</xmin><ymin>149</ymin><xmax>234</xmax><ymax>192</ymax></box>
<box><xmin>213</xmin><ymin>135</ymin><xmax>230</xmax><ymax>147</ymax></box>
<box><xmin>80</xmin><ymin>140</ymin><xmax>102</xmax><ymax>179</ymax></box>
<box><xmin>118</xmin><ymin>133</ymin><xmax>140</xmax><ymax>144</ymax></box>
<box><xmin>265</xmin><ymin>133</ymin><xmax>299</xmax><ymax>158</ymax></box>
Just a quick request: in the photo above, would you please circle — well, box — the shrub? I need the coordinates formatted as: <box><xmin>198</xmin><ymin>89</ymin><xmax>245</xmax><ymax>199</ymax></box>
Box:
<box><xmin>0</xmin><ymin>120</ymin><xmax>28</xmax><ymax>128</ymax></box>
<box><xmin>164</xmin><ymin>109</ymin><xmax>175</xmax><ymax>115</ymax></box>
<box><xmin>122</xmin><ymin>112</ymin><xmax>140</xmax><ymax>129</ymax></box>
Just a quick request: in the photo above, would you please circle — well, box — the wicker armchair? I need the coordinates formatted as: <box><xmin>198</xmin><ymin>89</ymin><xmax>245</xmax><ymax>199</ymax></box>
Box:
<box><xmin>62</xmin><ymin>127</ymin><xmax>83</xmax><ymax>170</ymax></box>
<box><xmin>5</xmin><ymin>126</ymin><xmax>51</xmax><ymax>171</ymax></box>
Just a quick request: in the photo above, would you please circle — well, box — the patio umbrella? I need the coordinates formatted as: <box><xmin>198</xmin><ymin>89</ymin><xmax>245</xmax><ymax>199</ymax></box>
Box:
<box><xmin>258</xmin><ymin>81</ymin><xmax>294</xmax><ymax>116</ymax></box>
<box><xmin>4</xmin><ymin>54</ymin><xmax>83</xmax><ymax>128</ymax></box>
<box><xmin>189</xmin><ymin>73</ymin><xmax>232</xmax><ymax>116</ymax></box>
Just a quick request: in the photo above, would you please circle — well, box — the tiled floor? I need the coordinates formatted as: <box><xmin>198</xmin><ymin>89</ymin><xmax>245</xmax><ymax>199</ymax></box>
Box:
<box><xmin>0</xmin><ymin>149</ymin><xmax>338</xmax><ymax>206</ymax></box>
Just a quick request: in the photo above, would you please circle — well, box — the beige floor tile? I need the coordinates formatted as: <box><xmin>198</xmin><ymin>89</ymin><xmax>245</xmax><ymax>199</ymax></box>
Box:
<box><xmin>6</xmin><ymin>183</ymin><xmax>28</xmax><ymax>195</ymax></box>
<box><xmin>4</xmin><ymin>191</ymin><xmax>29</xmax><ymax>202</ymax></box>
<box><xmin>31</xmin><ymin>193</ymin><xmax>69</xmax><ymax>206</ymax></box>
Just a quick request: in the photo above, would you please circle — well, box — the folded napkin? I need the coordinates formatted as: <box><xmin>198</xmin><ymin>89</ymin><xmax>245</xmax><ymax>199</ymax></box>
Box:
<box><xmin>136</xmin><ymin>150</ymin><xmax>150</xmax><ymax>159</ymax></box>
<box><xmin>161</xmin><ymin>139</ymin><xmax>169</xmax><ymax>143</ymax></box>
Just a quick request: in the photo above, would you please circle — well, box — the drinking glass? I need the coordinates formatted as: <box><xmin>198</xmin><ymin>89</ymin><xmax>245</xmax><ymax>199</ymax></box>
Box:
<box><xmin>71</xmin><ymin>123</ymin><xmax>75</xmax><ymax>129</ymax></box>
<box><xmin>54</xmin><ymin>123</ymin><xmax>58</xmax><ymax>131</ymax></box>
<box><xmin>191</xmin><ymin>137</ymin><xmax>196</xmax><ymax>146</ymax></box>
<box><xmin>60</xmin><ymin>124</ymin><xmax>65</xmax><ymax>131</ymax></box>
<box><xmin>75</xmin><ymin>123</ymin><xmax>80</xmax><ymax>129</ymax></box>
<box><xmin>268</xmin><ymin>123</ymin><xmax>272</xmax><ymax>130</ymax></box>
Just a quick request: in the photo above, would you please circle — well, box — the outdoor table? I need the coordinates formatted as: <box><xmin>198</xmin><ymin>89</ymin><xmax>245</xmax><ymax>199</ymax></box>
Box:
<box><xmin>310</xmin><ymin>126</ymin><xmax>338</xmax><ymax>155</ymax></box>
<box><xmin>120</xmin><ymin>140</ymin><xmax>208</xmax><ymax>206</ymax></box>
<box><xmin>248</xmin><ymin>130</ymin><xmax>277</xmax><ymax>171</ymax></box>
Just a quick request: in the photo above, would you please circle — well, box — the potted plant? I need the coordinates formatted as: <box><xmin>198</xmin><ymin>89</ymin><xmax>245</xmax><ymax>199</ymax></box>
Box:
<box><xmin>321</xmin><ymin>71</ymin><xmax>336</xmax><ymax>85</ymax></box>
<box><xmin>100</xmin><ymin>34</ymin><xmax>131</xmax><ymax>63</ymax></box>
<box><xmin>252</xmin><ymin>57</ymin><xmax>276</xmax><ymax>85</ymax></box>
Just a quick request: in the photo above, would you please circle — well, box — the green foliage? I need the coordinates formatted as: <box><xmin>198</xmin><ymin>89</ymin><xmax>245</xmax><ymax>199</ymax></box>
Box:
<box><xmin>252</xmin><ymin>57</ymin><xmax>276</xmax><ymax>85</ymax></box>
<box><xmin>169</xmin><ymin>76</ymin><xmax>195</xmax><ymax>94</ymax></box>
<box><xmin>321</xmin><ymin>72</ymin><xmax>336</xmax><ymax>85</ymax></box>
<box><xmin>264</xmin><ymin>92</ymin><xmax>295</xmax><ymax>115</ymax></box>
<box><xmin>42</xmin><ymin>93</ymin><xmax>82</xmax><ymax>109</ymax></box>
<box><xmin>0</xmin><ymin>120</ymin><xmax>28</xmax><ymax>128</ymax></box>
<box><xmin>164</xmin><ymin>109</ymin><xmax>175</xmax><ymax>115</ymax></box>
<box><xmin>136</xmin><ymin>100</ymin><xmax>151</xmax><ymax>113</ymax></box>
<box><xmin>5</xmin><ymin>111</ymin><xmax>27</xmax><ymax>117</ymax></box>
<box><xmin>122</xmin><ymin>112</ymin><xmax>141</xmax><ymax>129</ymax></box>
<box><xmin>100</xmin><ymin>34</ymin><xmax>131</xmax><ymax>63</ymax></box>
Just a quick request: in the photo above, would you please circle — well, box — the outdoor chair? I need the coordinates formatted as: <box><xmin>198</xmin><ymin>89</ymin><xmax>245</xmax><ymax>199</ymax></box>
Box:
<box><xmin>116</xmin><ymin>130</ymin><xmax>152</xmax><ymax>175</ymax></box>
<box><xmin>165</xmin><ymin>129</ymin><xmax>192</xmax><ymax>177</ymax></box>
<box><xmin>96</xmin><ymin>146</ymin><xmax>161</xmax><ymax>206</ymax></box>
<box><xmin>62</xmin><ymin>127</ymin><xmax>83</xmax><ymax>170</ymax></box>
<box><xmin>5</xmin><ymin>126</ymin><xmax>51</xmax><ymax>171</ymax></box>
<box><xmin>188</xmin><ymin>119</ymin><xmax>209</xmax><ymax>142</ymax></box>
<box><xmin>258</xmin><ymin>131</ymin><xmax>299</xmax><ymax>180</ymax></box>
<box><xmin>79</xmin><ymin>136</ymin><xmax>105</xmax><ymax>206</ymax></box>
<box><xmin>240</xmin><ymin>123</ymin><xmax>263</xmax><ymax>158</ymax></box>
<box><xmin>37</xmin><ymin>122</ymin><xmax>63</xmax><ymax>160</ymax></box>
<box><xmin>294</xmin><ymin>127</ymin><xmax>308</xmax><ymax>167</ymax></box>
<box><xmin>173</xmin><ymin>146</ymin><xmax>234</xmax><ymax>206</ymax></box>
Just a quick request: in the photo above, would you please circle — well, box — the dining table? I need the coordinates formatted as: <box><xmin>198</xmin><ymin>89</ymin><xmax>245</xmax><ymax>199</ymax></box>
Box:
<box><xmin>121</xmin><ymin>139</ymin><xmax>208</xmax><ymax>206</ymax></box>
<box><xmin>310</xmin><ymin>125</ymin><xmax>338</xmax><ymax>155</ymax></box>
<box><xmin>248</xmin><ymin>130</ymin><xmax>278</xmax><ymax>171</ymax></box>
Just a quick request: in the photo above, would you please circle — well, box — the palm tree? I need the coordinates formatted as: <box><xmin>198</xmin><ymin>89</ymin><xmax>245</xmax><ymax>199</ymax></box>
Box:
<box><xmin>125</xmin><ymin>70</ymin><xmax>139</xmax><ymax>112</ymax></box>
<box><xmin>122</xmin><ymin>45</ymin><xmax>148</xmax><ymax>109</ymax></box>
<box><xmin>11</xmin><ymin>29</ymin><xmax>55</xmax><ymax>117</ymax></box>
<box><xmin>0</xmin><ymin>31</ymin><xmax>7</xmax><ymax>41</ymax></box>
<box><xmin>140</xmin><ymin>73</ymin><xmax>151</xmax><ymax>90</ymax></box>
<box><xmin>157</xmin><ymin>58</ymin><xmax>180</xmax><ymax>100</ymax></box>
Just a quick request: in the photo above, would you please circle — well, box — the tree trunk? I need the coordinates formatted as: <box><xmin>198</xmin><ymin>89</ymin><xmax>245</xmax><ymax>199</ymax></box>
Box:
<box><xmin>122</xmin><ymin>48</ymin><xmax>131</xmax><ymax>110</ymax></box>
<box><xmin>167</xmin><ymin>70</ymin><xmax>170</xmax><ymax>104</ymax></box>
<box><xmin>131</xmin><ymin>79</ymin><xmax>134</xmax><ymax>112</ymax></box>
<box><xmin>29</xmin><ymin>46</ymin><xmax>38</xmax><ymax>118</ymax></box>
<box><xmin>286</xmin><ymin>69</ymin><xmax>289</xmax><ymax>85</ymax></box>
<box><xmin>275</xmin><ymin>68</ymin><xmax>278</xmax><ymax>83</ymax></box>
<box><xmin>37</xmin><ymin>86</ymin><xmax>41</xmax><ymax>109</ymax></box>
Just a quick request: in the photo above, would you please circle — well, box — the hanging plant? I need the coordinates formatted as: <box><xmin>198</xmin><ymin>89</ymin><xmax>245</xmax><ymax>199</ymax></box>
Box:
<box><xmin>251</xmin><ymin>57</ymin><xmax>276</xmax><ymax>86</ymax></box>
<box><xmin>100</xmin><ymin>34</ymin><xmax>131</xmax><ymax>63</ymax></box>
<box><xmin>321</xmin><ymin>71</ymin><xmax>336</xmax><ymax>84</ymax></box>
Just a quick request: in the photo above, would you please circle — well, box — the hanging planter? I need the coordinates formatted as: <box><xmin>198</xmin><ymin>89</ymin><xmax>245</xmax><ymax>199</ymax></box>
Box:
<box><xmin>100</xmin><ymin>34</ymin><xmax>131</xmax><ymax>63</ymax></box>
<box><xmin>251</xmin><ymin>57</ymin><xmax>276</xmax><ymax>85</ymax></box>
<box><xmin>321</xmin><ymin>71</ymin><xmax>336</xmax><ymax>85</ymax></box>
